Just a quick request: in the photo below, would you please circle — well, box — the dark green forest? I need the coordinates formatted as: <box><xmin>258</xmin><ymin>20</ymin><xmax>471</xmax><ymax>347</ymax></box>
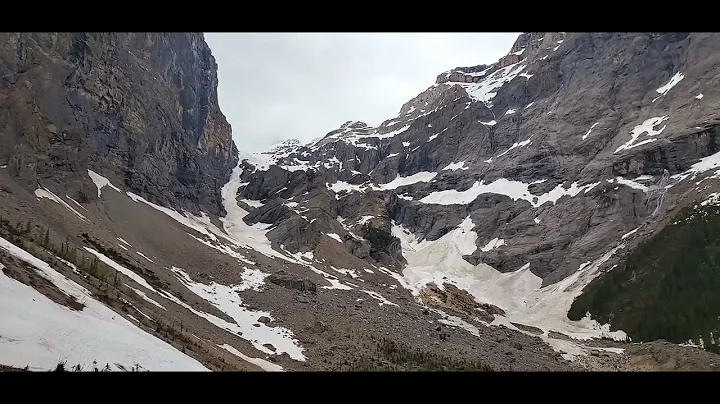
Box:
<box><xmin>568</xmin><ymin>202</ymin><xmax>720</xmax><ymax>351</ymax></box>
<box><xmin>362</xmin><ymin>224</ymin><xmax>393</xmax><ymax>254</ymax></box>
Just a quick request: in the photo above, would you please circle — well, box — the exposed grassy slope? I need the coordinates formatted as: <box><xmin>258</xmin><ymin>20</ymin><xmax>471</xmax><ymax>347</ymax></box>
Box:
<box><xmin>568</xmin><ymin>201</ymin><xmax>720</xmax><ymax>350</ymax></box>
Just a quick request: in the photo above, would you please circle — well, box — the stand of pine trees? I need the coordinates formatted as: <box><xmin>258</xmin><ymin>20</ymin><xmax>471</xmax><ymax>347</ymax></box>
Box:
<box><xmin>0</xmin><ymin>216</ymin><xmax>114</xmax><ymax>285</ymax></box>
<box><xmin>569</xmin><ymin>203</ymin><xmax>720</xmax><ymax>351</ymax></box>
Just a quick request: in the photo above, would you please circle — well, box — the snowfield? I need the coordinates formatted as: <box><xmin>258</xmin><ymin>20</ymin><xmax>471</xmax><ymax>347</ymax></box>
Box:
<box><xmin>170</xmin><ymin>266</ymin><xmax>305</xmax><ymax>361</ymax></box>
<box><xmin>0</xmin><ymin>236</ymin><xmax>208</xmax><ymax>371</ymax></box>
<box><xmin>392</xmin><ymin>216</ymin><xmax>628</xmax><ymax>359</ymax></box>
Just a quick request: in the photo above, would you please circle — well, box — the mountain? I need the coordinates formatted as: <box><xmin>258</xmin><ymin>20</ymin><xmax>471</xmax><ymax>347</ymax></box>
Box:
<box><xmin>0</xmin><ymin>32</ymin><xmax>719</xmax><ymax>372</ymax></box>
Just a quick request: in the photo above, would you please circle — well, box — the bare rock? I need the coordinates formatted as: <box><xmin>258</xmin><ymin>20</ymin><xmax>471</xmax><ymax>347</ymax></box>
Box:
<box><xmin>0</xmin><ymin>33</ymin><xmax>238</xmax><ymax>216</ymax></box>
<box><xmin>268</xmin><ymin>270</ymin><xmax>317</xmax><ymax>294</ymax></box>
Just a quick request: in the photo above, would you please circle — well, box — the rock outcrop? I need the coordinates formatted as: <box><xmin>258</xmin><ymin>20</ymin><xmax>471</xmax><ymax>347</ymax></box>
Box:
<box><xmin>420</xmin><ymin>282</ymin><xmax>505</xmax><ymax>323</ymax></box>
<box><xmin>0</xmin><ymin>32</ymin><xmax>238</xmax><ymax>216</ymax></box>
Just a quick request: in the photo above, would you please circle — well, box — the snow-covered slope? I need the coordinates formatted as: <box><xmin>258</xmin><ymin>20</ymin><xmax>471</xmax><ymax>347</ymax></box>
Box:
<box><xmin>0</xmin><ymin>237</ymin><xmax>208</xmax><ymax>371</ymax></box>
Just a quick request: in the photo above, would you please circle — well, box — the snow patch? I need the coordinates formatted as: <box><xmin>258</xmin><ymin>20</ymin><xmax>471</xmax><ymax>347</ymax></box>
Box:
<box><xmin>327</xmin><ymin>181</ymin><xmax>366</xmax><ymax>194</ymax></box>
<box><xmin>455</xmin><ymin>61</ymin><xmax>528</xmax><ymax>107</ymax></box>
<box><xmin>582</xmin><ymin>122</ymin><xmax>599</xmax><ymax>141</ymax></box>
<box><xmin>87</xmin><ymin>169</ymin><xmax>122</xmax><ymax>198</ymax></box>
<box><xmin>219</xmin><ymin>344</ymin><xmax>283</xmax><ymax>372</ymax></box>
<box><xmin>66</xmin><ymin>196</ymin><xmax>89</xmax><ymax>212</ymax></box>
<box><xmin>326</xmin><ymin>233</ymin><xmax>343</xmax><ymax>243</ymax></box>
<box><xmin>332</xmin><ymin>267</ymin><xmax>359</xmax><ymax>279</ymax></box>
<box><xmin>480</xmin><ymin>238</ymin><xmax>505</xmax><ymax>252</ymax></box>
<box><xmin>170</xmin><ymin>267</ymin><xmax>305</xmax><ymax>360</ymax></box>
<box><xmin>427</xmin><ymin>128</ymin><xmax>448</xmax><ymax>142</ymax></box>
<box><xmin>442</xmin><ymin>161</ymin><xmax>469</xmax><ymax>171</ymax></box>
<box><xmin>125</xmin><ymin>286</ymin><xmax>165</xmax><ymax>310</ymax></box>
<box><xmin>136</xmin><ymin>252</ymin><xmax>155</xmax><ymax>263</ymax></box>
<box><xmin>83</xmin><ymin>247</ymin><xmax>157</xmax><ymax>293</ymax></box>
<box><xmin>34</xmin><ymin>187</ymin><xmax>88</xmax><ymax>222</ymax></box>
<box><xmin>358</xmin><ymin>215</ymin><xmax>374</xmax><ymax>225</ymax></box>
<box><xmin>420</xmin><ymin>177</ymin><xmax>599</xmax><ymax>208</ymax></box>
<box><xmin>652</xmin><ymin>72</ymin><xmax>684</xmax><ymax>102</ymax></box>
<box><xmin>621</xmin><ymin>228</ymin><xmax>639</xmax><ymax>240</ymax></box>
<box><xmin>496</xmin><ymin>138</ymin><xmax>532</xmax><ymax>158</ymax></box>
<box><xmin>375</xmin><ymin>172</ymin><xmax>437</xmax><ymax>190</ymax></box>
<box><xmin>0</xmin><ymin>236</ymin><xmax>207</xmax><ymax>371</ymax></box>
<box><xmin>615</xmin><ymin>116</ymin><xmax>668</xmax><ymax>153</ymax></box>
<box><xmin>362</xmin><ymin>290</ymin><xmax>398</xmax><ymax>307</ymax></box>
<box><xmin>240</xmin><ymin>199</ymin><xmax>264</xmax><ymax>208</ymax></box>
<box><xmin>613</xmin><ymin>177</ymin><xmax>648</xmax><ymax>192</ymax></box>
<box><xmin>285</xmin><ymin>251</ymin><xmax>354</xmax><ymax>290</ymax></box>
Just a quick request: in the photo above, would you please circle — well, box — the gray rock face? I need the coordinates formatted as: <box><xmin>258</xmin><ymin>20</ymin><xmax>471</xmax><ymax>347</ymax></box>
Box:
<box><xmin>234</xmin><ymin>32</ymin><xmax>720</xmax><ymax>287</ymax></box>
<box><xmin>268</xmin><ymin>270</ymin><xmax>318</xmax><ymax>293</ymax></box>
<box><xmin>0</xmin><ymin>32</ymin><xmax>237</xmax><ymax>216</ymax></box>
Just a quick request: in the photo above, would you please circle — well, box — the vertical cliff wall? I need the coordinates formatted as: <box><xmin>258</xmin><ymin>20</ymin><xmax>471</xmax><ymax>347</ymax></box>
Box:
<box><xmin>0</xmin><ymin>32</ymin><xmax>238</xmax><ymax>216</ymax></box>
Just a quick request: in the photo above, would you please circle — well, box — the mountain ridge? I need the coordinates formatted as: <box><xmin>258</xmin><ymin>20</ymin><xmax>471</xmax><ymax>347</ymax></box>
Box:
<box><xmin>231</xmin><ymin>31</ymin><xmax>720</xmax><ymax>350</ymax></box>
<box><xmin>1</xmin><ymin>31</ymin><xmax>720</xmax><ymax>371</ymax></box>
<box><xmin>239</xmin><ymin>31</ymin><xmax>719</xmax><ymax>281</ymax></box>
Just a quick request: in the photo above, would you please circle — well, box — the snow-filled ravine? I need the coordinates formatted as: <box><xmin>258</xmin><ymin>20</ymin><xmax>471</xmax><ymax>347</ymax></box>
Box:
<box><xmin>391</xmin><ymin>216</ymin><xmax>629</xmax><ymax>359</ymax></box>
<box><xmin>84</xmin><ymin>167</ymin><xmax>307</xmax><ymax>365</ymax></box>
<box><xmin>0</xmin><ymin>236</ymin><xmax>208</xmax><ymax>371</ymax></box>
<box><xmin>86</xmin><ymin>164</ymin><xmax>373</xmax><ymax>364</ymax></box>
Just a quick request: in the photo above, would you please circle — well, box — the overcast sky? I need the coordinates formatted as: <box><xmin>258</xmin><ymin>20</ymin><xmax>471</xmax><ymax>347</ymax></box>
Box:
<box><xmin>205</xmin><ymin>33</ymin><xmax>520</xmax><ymax>152</ymax></box>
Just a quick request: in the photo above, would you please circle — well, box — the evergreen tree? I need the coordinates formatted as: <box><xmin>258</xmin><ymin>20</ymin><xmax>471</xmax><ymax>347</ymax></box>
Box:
<box><xmin>42</xmin><ymin>229</ymin><xmax>50</xmax><ymax>247</ymax></box>
<box><xmin>68</xmin><ymin>247</ymin><xmax>77</xmax><ymax>264</ymax></box>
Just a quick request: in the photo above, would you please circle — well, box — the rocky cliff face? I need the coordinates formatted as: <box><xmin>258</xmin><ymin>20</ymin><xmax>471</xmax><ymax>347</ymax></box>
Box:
<box><xmin>237</xmin><ymin>32</ymin><xmax>720</xmax><ymax>288</ymax></box>
<box><xmin>0</xmin><ymin>32</ymin><xmax>238</xmax><ymax>216</ymax></box>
